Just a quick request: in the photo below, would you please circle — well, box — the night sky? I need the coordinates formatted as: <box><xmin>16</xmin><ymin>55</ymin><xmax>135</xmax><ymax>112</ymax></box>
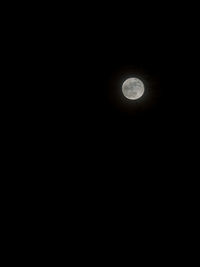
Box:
<box><xmin>5</xmin><ymin>3</ymin><xmax>199</xmax><ymax>262</ymax></box>
<box><xmin>9</xmin><ymin>3</ymin><xmax>198</xmax><ymax>257</ymax></box>
<box><xmin>42</xmin><ymin>4</ymin><xmax>198</xmax><ymax>188</ymax></box>
<box><xmin>26</xmin><ymin>2</ymin><xmax>198</xmax><ymax>203</ymax></box>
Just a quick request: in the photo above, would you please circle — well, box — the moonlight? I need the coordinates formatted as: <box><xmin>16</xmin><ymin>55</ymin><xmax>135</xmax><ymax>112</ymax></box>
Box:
<box><xmin>122</xmin><ymin>78</ymin><xmax>145</xmax><ymax>100</ymax></box>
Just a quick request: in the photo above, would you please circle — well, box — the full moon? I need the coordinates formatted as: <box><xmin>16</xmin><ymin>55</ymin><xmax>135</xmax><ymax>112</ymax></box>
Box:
<box><xmin>122</xmin><ymin>78</ymin><xmax>145</xmax><ymax>100</ymax></box>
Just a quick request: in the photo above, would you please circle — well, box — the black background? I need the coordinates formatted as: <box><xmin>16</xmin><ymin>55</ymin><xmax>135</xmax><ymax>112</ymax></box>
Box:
<box><xmin>21</xmin><ymin>2</ymin><xmax>199</xmax><ymax>193</ymax></box>
<box><xmin>7</xmin><ymin>1</ymin><xmax>198</xmax><ymax>202</ymax></box>
<box><xmin>4</xmin><ymin>1</ymin><xmax>199</xmax><ymax>261</ymax></box>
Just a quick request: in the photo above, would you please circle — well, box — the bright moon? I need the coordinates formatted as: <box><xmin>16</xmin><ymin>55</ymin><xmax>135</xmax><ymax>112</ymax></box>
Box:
<box><xmin>122</xmin><ymin>78</ymin><xmax>145</xmax><ymax>100</ymax></box>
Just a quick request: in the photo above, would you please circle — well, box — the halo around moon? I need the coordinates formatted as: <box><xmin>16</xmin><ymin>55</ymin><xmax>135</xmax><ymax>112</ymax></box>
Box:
<box><xmin>122</xmin><ymin>78</ymin><xmax>145</xmax><ymax>100</ymax></box>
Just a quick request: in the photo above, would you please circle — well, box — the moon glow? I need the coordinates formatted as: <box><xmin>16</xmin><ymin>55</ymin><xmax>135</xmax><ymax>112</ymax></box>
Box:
<box><xmin>122</xmin><ymin>78</ymin><xmax>145</xmax><ymax>100</ymax></box>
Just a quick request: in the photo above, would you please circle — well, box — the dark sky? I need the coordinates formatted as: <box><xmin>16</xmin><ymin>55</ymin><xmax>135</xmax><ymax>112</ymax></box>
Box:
<box><xmin>8</xmin><ymin>3</ymin><xmax>198</xmax><ymax>256</ymax></box>
<box><xmin>28</xmin><ymin>2</ymin><xmax>199</xmax><ymax>198</ymax></box>
<box><xmin>43</xmin><ymin>6</ymin><xmax>197</xmax><ymax>174</ymax></box>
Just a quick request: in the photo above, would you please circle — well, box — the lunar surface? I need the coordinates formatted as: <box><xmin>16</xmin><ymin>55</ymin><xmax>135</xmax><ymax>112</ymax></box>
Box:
<box><xmin>122</xmin><ymin>78</ymin><xmax>145</xmax><ymax>100</ymax></box>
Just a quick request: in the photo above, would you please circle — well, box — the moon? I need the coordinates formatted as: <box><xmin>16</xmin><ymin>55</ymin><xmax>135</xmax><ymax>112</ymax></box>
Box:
<box><xmin>122</xmin><ymin>78</ymin><xmax>145</xmax><ymax>100</ymax></box>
